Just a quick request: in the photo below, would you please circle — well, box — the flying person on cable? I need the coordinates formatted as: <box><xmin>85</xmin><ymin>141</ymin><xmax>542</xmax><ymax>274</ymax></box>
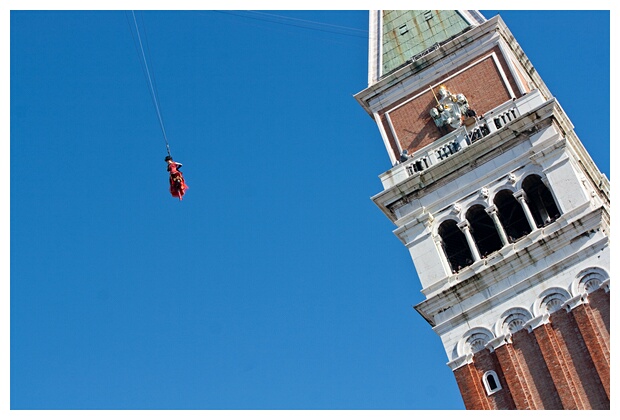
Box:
<box><xmin>165</xmin><ymin>155</ymin><xmax>188</xmax><ymax>200</ymax></box>
<box><xmin>129</xmin><ymin>12</ymin><xmax>189</xmax><ymax>201</ymax></box>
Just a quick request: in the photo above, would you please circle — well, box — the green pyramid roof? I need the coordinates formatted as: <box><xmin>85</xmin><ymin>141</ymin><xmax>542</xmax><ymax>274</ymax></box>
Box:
<box><xmin>381</xmin><ymin>10</ymin><xmax>473</xmax><ymax>76</ymax></box>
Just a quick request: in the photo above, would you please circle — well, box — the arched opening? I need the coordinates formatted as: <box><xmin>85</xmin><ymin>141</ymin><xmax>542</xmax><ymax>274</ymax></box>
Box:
<box><xmin>494</xmin><ymin>190</ymin><xmax>532</xmax><ymax>242</ymax></box>
<box><xmin>522</xmin><ymin>174</ymin><xmax>561</xmax><ymax>227</ymax></box>
<box><xmin>466</xmin><ymin>205</ymin><xmax>503</xmax><ymax>258</ymax></box>
<box><xmin>438</xmin><ymin>220</ymin><xmax>473</xmax><ymax>273</ymax></box>
<box><xmin>483</xmin><ymin>371</ymin><xmax>502</xmax><ymax>395</ymax></box>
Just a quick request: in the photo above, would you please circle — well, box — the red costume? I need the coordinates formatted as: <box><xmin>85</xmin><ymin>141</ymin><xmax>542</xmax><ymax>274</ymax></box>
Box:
<box><xmin>167</xmin><ymin>160</ymin><xmax>188</xmax><ymax>200</ymax></box>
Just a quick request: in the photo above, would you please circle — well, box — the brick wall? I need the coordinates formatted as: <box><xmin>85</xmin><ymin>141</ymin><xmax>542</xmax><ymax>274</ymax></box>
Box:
<box><xmin>453</xmin><ymin>299</ymin><xmax>610</xmax><ymax>410</ymax></box>
<box><xmin>549</xmin><ymin>309</ymin><xmax>609</xmax><ymax>409</ymax></box>
<box><xmin>453</xmin><ymin>362</ymin><xmax>491</xmax><ymax>410</ymax></box>
<box><xmin>510</xmin><ymin>329</ymin><xmax>562</xmax><ymax>409</ymax></box>
<box><xmin>379</xmin><ymin>46</ymin><xmax>523</xmax><ymax>157</ymax></box>
<box><xmin>572</xmin><ymin>303</ymin><xmax>610</xmax><ymax>399</ymax></box>
<box><xmin>493</xmin><ymin>341</ymin><xmax>533</xmax><ymax>409</ymax></box>
<box><xmin>455</xmin><ymin>349</ymin><xmax>516</xmax><ymax>409</ymax></box>
<box><xmin>588</xmin><ymin>288</ymin><xmax>610</xmax><ymax>336</ymax></box>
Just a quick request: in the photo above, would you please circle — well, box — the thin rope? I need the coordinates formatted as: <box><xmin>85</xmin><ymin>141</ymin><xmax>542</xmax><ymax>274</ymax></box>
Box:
<box><xmin>125</xmin><ymin>13</ymin><xmax>145</xmax><ymax>75</ymax></box>
<box><xmin>140</xmin><ymin>12</ymin><xmax>164</xmax><ymax>137</ymax></box>
<box><xmin>210</xmin><ymin>10</ymin><xmax>368</xmax><ymax>40</ymax></box>
<box><xmin>131</xmin><ymin>10</ymin><xmax>171</xmax><ymax>156</ymax></box>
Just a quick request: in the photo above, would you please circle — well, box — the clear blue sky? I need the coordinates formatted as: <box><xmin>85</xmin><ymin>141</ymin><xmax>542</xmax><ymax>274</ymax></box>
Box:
<box><xmin>6</xmin><ymin>6</ymin><xmax>611</xmax><ymax>413</ymax></box>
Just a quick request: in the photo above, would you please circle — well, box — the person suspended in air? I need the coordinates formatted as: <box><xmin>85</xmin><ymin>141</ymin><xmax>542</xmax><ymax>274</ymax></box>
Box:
<box><xmin>165</xmin><ymin>155</ymin><xmax>188</xmax><ymax>200</ymax></box>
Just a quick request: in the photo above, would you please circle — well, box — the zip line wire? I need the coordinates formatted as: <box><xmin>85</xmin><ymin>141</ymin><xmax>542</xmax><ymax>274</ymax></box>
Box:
<box><xmin>209</xmin><ymin>10</ymin><xmax>370</xmax><ymax>40</ymax></box>
<box><xmin>126</xmin><ymin>9</ymin><xmax>370</xmax><ymax>159</ymax></box>
<box><xmin>249</xmin><ymin>10</ymin><xmax>367</xmax><ymax>34</ymax></box>
<box><xmin>215</xmin><ymin>10</ymin><xmax>367</xmax><ymax>38</ymax></box>
<box><xmin>129</xmin><ymin>10</ymin><xmax>171</xmax><ymax>157</ymax></box>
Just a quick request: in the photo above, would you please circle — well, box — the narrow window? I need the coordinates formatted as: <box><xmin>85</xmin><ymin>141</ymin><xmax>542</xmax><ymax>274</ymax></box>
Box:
<box><xmin>438</xmin><ymin>220</ymin><xmax>474</xmax><ymax>273</ymax></box>
<box><xmin>522</xmin><ymin>174</ymin><xmax>561</xmax><ymax>227</ymax></box>
<box><xmin>466</xmin><ymin>205</ymin><xmax>503</xmax><ymax>258</ymax></box>
<box><xmin>483</xmin><ymin>371</ymin><xmax>502</xmax><ymax>395</ymax></box>
<box><xmin>494</xmin><ymin>189</ymin><xmax>532</xmax><ymax>242</ymax></box>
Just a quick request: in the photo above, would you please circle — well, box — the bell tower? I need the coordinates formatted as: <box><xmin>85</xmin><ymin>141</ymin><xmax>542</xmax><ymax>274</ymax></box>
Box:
<box><xmin>355</xmin><ymin>11</ymin><xmax>610</xmax><ymax>409</ymax></box>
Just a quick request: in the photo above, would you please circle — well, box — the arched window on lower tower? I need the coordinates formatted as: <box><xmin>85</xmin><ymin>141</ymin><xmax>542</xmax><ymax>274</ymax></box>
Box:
<box><xmin>438</xmin><ymin>220</ymin><xmax>474</xmax><ymax>273</ymax></box>
<box><xmin>494</xmin><ymin>190</ymin><xmax>532</xmax><ymax>243</ymax></box>
<box><xmin>483</xmin><ymin>371</ymin><xmax>502</xmax><ymax>395</ymax></box>
<box><xmin>466</xmin><ymin>205</ymin><xmax>503</xmax><ymax>258</ymax></box>
<box><xmin>522</xmin><ymin>174</ymin><xmax>561</xmax><ymax>228</ymax></box>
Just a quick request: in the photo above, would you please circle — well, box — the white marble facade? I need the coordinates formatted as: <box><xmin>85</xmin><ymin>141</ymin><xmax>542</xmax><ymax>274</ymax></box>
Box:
<box><xmin>373</xmin><ymin>98</ymin><xmax>610</xmax><ymax>366</ymax></box>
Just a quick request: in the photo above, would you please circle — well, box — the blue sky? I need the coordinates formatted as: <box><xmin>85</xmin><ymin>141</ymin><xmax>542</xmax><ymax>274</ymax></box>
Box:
<box><xmin>6</xmin><ymin>5</ymin><xmax>611</xmax><ymax>414</ymax></box>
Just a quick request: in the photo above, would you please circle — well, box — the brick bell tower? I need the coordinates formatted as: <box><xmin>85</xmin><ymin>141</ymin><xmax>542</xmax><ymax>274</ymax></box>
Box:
<box><xmin>355</xmin><ymin>11</ymin><xmax>610</xmax><ymax>410</ymax></box>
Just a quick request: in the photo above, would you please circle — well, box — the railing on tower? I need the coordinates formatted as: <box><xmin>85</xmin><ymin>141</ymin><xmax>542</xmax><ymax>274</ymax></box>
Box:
<box><xmin>379</xmin><ymin>90</ymin><xmax>545</xmax><ymax>189</ymax></box>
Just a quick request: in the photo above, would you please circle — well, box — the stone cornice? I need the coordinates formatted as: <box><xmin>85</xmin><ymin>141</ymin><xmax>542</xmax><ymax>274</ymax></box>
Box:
<box><xmin>447</xmin><ymin>353</ymin><xmax>473</xmax><ymax>370</ymax></box>
<box><xmin>562</xmin><ymin>294</ymin><xmax>587</xmax><ymax>312</ymax></box>
<box><xmin>524</xmin><ymin>314</ymin><xmax>550</xmax><ymax>332</ymax></box>
<box><xmin>486</xmin><ymin>335</ymin><xmax>510</xmax><ymax>352</ymax></box>
<box><xmin>372</xmin><ymin>99</ymin><xmax>560</xmax><ymax>223</ymax></box>
<box><xmin>416</xmin><ymin>206</ymin><xmax>607</xmax><ymax>330</ymax></box>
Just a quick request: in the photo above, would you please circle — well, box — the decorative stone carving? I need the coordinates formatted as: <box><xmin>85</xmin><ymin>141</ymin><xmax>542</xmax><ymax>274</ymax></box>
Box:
<box><xmin>457</xmin><ymin>328</ymin><xmax>495</xmax><ymax>357</ymax></box>
<box><xmin>500</xmin><ymin>308</ymin><xmax>533</xmax><ymax>335</ymax></box>
<box><xmin>466</xmin><ymin>331</ymin><xmax>493</xmax><ymax>353</ymax></box>
<box><xmin>480</xmin><ymin>187</ymin><xmax>489</xmax><ymax>199</ymax></box>
<box><xmin>543</xmin><ymin>294</ymin><xmax>565</xmax><ymax>313</ymax></box>
<box><xmin>451</xmin><ymin>204</ymin><xmax>461</xmax><ymax>214</ymax></box>
<box><xmin>539</xmin><ymin>289</ymin><xmax>571</xmax><ymax>315</ymax></box>
<box><xmin>507</xmin><ymin>173</ymin><xmax>517</xmax><ymax>184</ymax></box>
<box><xmin>582</xmin><ymin>275</ymin><xmax>603</xmax><ymax>293</ymax></box>
<box><xmin>575</xmin><ymin>267</ymin><xmax>609</xmax><ymax>295</ymax></box>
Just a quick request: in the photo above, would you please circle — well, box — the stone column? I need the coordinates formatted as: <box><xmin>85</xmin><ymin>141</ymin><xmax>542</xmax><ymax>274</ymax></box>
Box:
<box><xmin>485</xmin><ymin>205</ymin><xmax>509</xmax><ymax>246</ymax></box>
<box><xmin>514</xmin><ymin>189</ymin><xmax>538</xmax><ymax>231</ymax></box>
<box><xmin>457</xmin><ymin>220</ymin><xmax>481</xmax><ymax>262</ymax></box>
<box><xmin>434</xmin><ymin>235</ymin><xmax>454</xmax><ymax>275</ymax></box>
